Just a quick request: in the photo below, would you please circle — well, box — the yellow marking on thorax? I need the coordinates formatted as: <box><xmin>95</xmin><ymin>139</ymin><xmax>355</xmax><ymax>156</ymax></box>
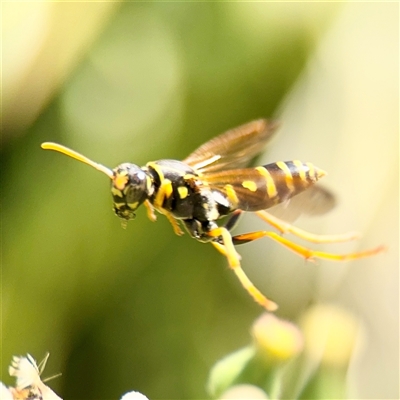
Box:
<box><xmin>293</xmin><ymin>160</ymin><xmax>306</xmax><ymax>182</ymax></box>
<box><xmin>177</xmin><ymin>186</ymin><xmax>188</xmax><ymax>199</ymax></box>
<box><xmin>146</xmin><ymin>175</ymin><xmax>153</xmax><ymax>193</ymax></box>
<box><xmin>225</xmin><ymin>184</ymin><xmax>239</xmax><ymax>206</ymax></box>
<box><xmin>147</xmin><ymin>161</ymin><xmax>165</xmax><ymax>181</ymax></box>
<box><xmin>163</xmin><ymin>179</ymin><xmax>173</xmax><ymax>198</ymax></box>
<box><xmin>276</xmin><ymin>161</ymin><xmax>295</xmax><ymax>192</ymax></box>
<box><xmin>242</xmin><ymin>180</ymin><xmax>257</xmax><ymax>192</ymax></box>
<box><xmin>153</xmin><ymin>178</ymin><xmax>174</xmax><ymax>209</ymax></box>
<box><xmin>256</xmin><ymin>167</ymin><xmax>278</xmax><ymax>199</ymax></box>
<box><xmin>111</xmin><ymin>187</ymin><xmax>124</xmax><ymax>198</ymax></box>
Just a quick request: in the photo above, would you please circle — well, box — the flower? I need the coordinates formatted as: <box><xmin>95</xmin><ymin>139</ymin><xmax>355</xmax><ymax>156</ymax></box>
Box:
<box><xmin>218</xmin><ymin>384</ymin><xmax>269</xmax><ymax>399</ymax></box>
<box><xmin>252</xmin><ymin>313</ymin><xmax>304</xmax><ymax>364</ymax></box>
<box><xmin>120</xmin><ymin>390</ymin><xmax>150</xmax><ymax>400</ymax></box>
<box><xmin>4</xmin><ymin>354</ymin><xmax>62</xmax><ymax>400</ymax></box>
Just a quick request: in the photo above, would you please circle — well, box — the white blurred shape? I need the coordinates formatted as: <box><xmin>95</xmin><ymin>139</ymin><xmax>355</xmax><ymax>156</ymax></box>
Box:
<box><xmin>8</xmin><ymin>354</ymin><xmax>62</xmax><ymax>400</ymax></box>
<box><xmin>0</xmin><ymin>383</ymin><xmax>13</xmax><ymax>400</ymax></box>
<box><xmin>2</xmin><ymin>3</ymin><xmax>118</xmax><ymax>136</ymax></box>
<box><xmin>219</xmin><ymin>384</ymin><xmax>269</xmax><ymax>400</ymax></box>
<box><xmin>120</xmin><ymin>390</ymin><xmax>149</xmax><ymax>400</ymax></box>
<box><xmin>2</xmin><ymin>2</ymin><xmax>50</xmax><ymax>103</ymax></box>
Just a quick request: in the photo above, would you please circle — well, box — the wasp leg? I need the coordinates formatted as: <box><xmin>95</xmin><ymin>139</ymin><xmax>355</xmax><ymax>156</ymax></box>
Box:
<box><xmin>144</xmin><ymin>200</ymin><xmax>157</xmax><ymax>222</ymax></box>
<box><xmin>224</xmin><ymin>209</ymin><xmax>243</xmax><ymax>231</ymax></box>
<box><xmin>144</xmin><ymin>198</ymin><xmax>185</xmax><ymax>238</ymax></box>
<box><xmin>163</xmin><ymin>211</ymin><xmax>184</xmax><ymax>236</ymax></box>
<box><xmin>255</xmin><ymin>210</ymin><xmax>360</xmax><ymax>243</ymax></box>
<box><xmin>208</xmin><ymin>227</ymin><xmax>278</xmax><ymax>311</ymax></box>
<box><xmin>232</xmin><ymin>230</ymin><xmax>385</xmax><ymax>261</ymax></box>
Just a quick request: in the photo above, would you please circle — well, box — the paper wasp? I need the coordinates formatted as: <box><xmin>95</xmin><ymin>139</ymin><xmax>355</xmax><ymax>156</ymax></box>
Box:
<box><xmin>41</xmin><ymin>119</ymin><xmax>383</xmax><ymax>310</ymax></box>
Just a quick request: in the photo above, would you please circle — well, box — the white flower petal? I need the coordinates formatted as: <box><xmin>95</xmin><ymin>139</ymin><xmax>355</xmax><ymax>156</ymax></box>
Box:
<box><xmin>120</xmin><ymin>390</ymin><xmax>149</xmax><ymax>400</ymax></box>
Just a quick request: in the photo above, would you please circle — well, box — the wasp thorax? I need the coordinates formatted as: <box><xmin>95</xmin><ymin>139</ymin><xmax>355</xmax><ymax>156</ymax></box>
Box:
<box><xmin>111</xmin><ymin>163</ymin><xmax>149</xmax><ymax>221</ymax></box>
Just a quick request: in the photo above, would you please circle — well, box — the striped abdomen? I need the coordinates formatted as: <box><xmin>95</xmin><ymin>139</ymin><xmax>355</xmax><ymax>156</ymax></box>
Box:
<box><xmin>207</xmin><ymin>160</ymin><xmax>326</xmax><ymax>212</ymax></box>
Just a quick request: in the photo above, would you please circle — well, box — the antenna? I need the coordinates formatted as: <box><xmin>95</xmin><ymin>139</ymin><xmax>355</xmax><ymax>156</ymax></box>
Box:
<box><xmin>41</xmin><ymin>142</ymin><xmax>114</xmax><ymax>179</ymax></box>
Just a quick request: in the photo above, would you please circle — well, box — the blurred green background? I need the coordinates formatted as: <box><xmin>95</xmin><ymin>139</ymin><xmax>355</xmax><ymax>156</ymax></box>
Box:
<box><xmin>1</xmin><ymin>2</ymin><xmax>398</xmax><ymax>399</ymax></box>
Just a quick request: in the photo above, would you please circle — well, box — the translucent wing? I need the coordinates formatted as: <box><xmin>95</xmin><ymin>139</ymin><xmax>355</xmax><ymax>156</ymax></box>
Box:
<box><xmin>183</xmin><ymin>119</ymin><xmax>279</xmax><ymax>173</ymax></box>
<box><xmin>267</xmin><ymin>184</ymin><xmax>336</xmax><ymax>221</ymax></box>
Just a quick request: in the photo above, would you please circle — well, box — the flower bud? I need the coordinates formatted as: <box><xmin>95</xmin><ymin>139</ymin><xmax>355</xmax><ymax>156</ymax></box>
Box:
<box><xmin>252</xmin><ymin>313</ymin><xmax>304</xmax><ymax>364</ymax></box>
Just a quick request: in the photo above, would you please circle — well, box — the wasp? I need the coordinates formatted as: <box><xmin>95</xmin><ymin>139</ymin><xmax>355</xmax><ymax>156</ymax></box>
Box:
<box><xmin>41</xmin><ymin>119</ymin><xmax>383</xmax><ymax>310</ymax></box>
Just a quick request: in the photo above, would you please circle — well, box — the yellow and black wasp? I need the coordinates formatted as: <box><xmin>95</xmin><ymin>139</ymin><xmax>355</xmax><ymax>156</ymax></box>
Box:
<box><xmin>41</xmin><ymin>119</ymin><xmax>383</xmax><ymax>310</ymax></box>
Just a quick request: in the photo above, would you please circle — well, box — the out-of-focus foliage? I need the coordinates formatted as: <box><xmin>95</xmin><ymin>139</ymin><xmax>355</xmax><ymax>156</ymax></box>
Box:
<box><xmin>208</xmin><ymin>306</ymin><xmax>362</xmax><ymax>399</ymax></box>
<box><xmin>2</xmin><ymin>2</ymin><xmax>398</xmax><ymax>399</ymax></box>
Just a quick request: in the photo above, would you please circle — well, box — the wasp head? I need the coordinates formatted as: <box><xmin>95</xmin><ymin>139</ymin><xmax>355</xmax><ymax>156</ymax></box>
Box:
<box><xmin>112</xmin><ymin>163</ymin><xmax>150</xmax><ymax>222</ymax></box>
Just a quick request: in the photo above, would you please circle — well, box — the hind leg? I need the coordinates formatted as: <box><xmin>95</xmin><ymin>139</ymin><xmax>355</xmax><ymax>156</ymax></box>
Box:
<box><xmin>208</xmin><ymin>226</ymin><xmax>278</xmax><ymax>311</ymax></box>
<box><xmin>231</xmin><ymin>230</ymin><xmax>385</xmax><ymax>261</ymax></box>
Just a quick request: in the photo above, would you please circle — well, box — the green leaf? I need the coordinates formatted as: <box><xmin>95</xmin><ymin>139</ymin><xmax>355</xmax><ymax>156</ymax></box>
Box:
<box><xmin>207</xmin><ymin>346</ymin><xmax>255</xmax><ymax>398</ymax></box>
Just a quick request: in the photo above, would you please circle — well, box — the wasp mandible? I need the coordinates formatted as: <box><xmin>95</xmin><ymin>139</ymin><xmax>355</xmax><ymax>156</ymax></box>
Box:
<box><xmin>41</xmin><ymin>120</ymin><xmax>383</xmax><ymax>310</ymax></box>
